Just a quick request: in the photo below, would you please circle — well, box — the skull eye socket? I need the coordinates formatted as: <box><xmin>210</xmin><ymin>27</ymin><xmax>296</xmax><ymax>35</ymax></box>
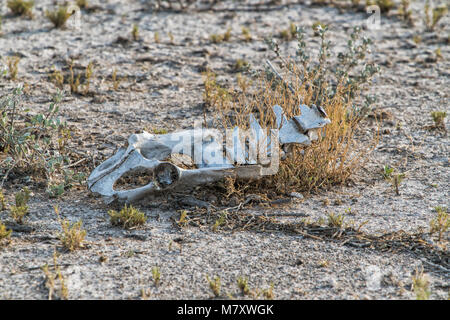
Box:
<box><xmin>154</xmin><ymin>163</ymin><xmax>179</xmax><ymax>188</ymax></box>
<box><xmin>113</xmin><ymin>167</ymin><xmax>154</xmax><ymax>191</ymax></box>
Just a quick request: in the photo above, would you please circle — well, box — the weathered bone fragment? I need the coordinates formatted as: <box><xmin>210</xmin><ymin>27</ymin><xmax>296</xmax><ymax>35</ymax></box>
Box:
<box><xmin>88</xmin><ymin>105</ymin><xmax>331</xmax><ymax>203</ymax></box>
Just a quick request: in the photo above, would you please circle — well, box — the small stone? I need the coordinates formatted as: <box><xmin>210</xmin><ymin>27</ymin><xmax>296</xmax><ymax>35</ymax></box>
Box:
<box><xmin>290</xmin><ymin>192</ymin><xmax>304</xmax><ymax>200</ymax></box>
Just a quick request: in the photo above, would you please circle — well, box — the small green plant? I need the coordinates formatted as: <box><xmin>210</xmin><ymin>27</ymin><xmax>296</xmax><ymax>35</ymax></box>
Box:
<box><xmin>152</xmin><ymin>266</ymin><xmax>161</xmax><ymax>286</ymax></box>
<box><xmin>0</xmin><ymin>222</ymin><xmax>12</xmax><ymax>246</ymax></box>
<box><xmin>49</xmin><ymin>67</ymin><xmax>64</xmax><ymax>89</ymax></box>
<box><xmin>382</xmin><ymin>165</ymin><xmax>394</xmax><ymax>179</ymax></box>
<box><xmin>42</xmin><ymin>251</ymin><xmax>69</xmax><ymax>300</ymax></box>
<box><xmin>223</xmin><ymin>27</ymin><xmax>232</xmax><ymax>41</ymax></box>
<box><xmin>412</xmin><ymin>35</ymin><xmax>422</xmax><ymax>44</ymax></box>
<box><xmin>424</xmin><ymin>1</ymin><xmax>448</xmax><ymax>31</ymax></box>
<box><xmin>108</xmin><ymin>204</ymin><xmax>147</xmax><ymax>229</ymax></box>
<box><xmin>202</xmin><ymin>70</ymin><xmax>231</xmax><ymax>108</ymax></box>
<box><xmin>279</xmin><ymin>22</ymin><xmax>297</xmax><ymax>41</ymax></box>
<box><xmin>412</xmin><ymin>267</ymin><xmax>430</xmax><ymax>300</ymax></box>
<box><xmin>327</xmin><ymin>212</ymin><xmax>345</xmax><ymax>228</ymax></box>
<box><xmin>76</xmin><ymin>0</ymin><xmax>88</xmax><ymax>9</ymax></box>
<box><xmin>46</xmin><ymin>6</ymin><xmax>72</xmax><ymax>29</ymax></box>
<box><xmin>153</xmin><ymin>128</ymin><xmax>168</xmax><ymax>134</ymax></box>
<box><xmin>261</xmin><ymin>283</ymin><xmax>274</xmax><ymax>300</ymax></box>
<box><xmin>399</xmin><ymin>0</ymin><xmax>413</xmax><ymax>24</ymax></box>
<box><xmin>429</xmin><ymin>206</ymin><xmax>449</xmax><ymax>242</ymax></box>
<box><xmin>154</xmin><ymin>31</ymin><xmax>160</xmax><ymax>43</ymax></box>
<box><xmin>0</xmin><ymin>190</ymin><xmax>6</xmax><ymax>211</ymax></box>
<box><xmin>111</xmin><ymin>68</ymin><xmax>121</xmax><ymax>91</ymax></box>
<box><xmin>366</xmin><ymin>0</ymin><xmax>394</xmax><ymax>14</ymax></box>
<box><xmin>9</xmin><ymin>187</ymin><xmax>30</xmax><ymax>224</ymax></box>
<box><xmin>132</xmin><ymin>24</ymin><xmax>139</xmax><ymax>41</ymax></box>
<box><xmin>382</xmin><ymin>166</ymin><xmax>405</xmax><ymax>195</ymax></box>
<box><xmin>206</xmin><ymin>275</ymin><xmax>221</xmax><ymax>297</ymax></box>
<box><xmin>68</xmin><ymin>60</ymin><xmax>94</xmax><ymax>95</ymax></box>
<box><xmin>55</xmin><ymin>206</ymin><xmax>86</xmax><ymax>251</ymax></box>
<box><xmin>47</xmin><ymin>183</ymin><xmax>65</xmax><ymax>198</ymax></box>
<box><xmin>241</xmin><ymin>27</ymin><xmax>252</xmax><ymax>41</ymax></box>
<box><xmin>178</xmin><ymin>210</ymin><xmax>188</xmax><ymax>227</ymax></box>
<box><xmin>83</xmin><ymin>61</ymin><xmax>94</xmax><ymax>95</ymax></box>
<box><xmin>210</xmin><ymin>33</ymin><xmax>223</xmax><ymax>44</ymax></box>
<box><xmin>7</xmin><ymin>0</ymin><xmax>34</xmax><ymax>18</ymax></box>
<box><xmin>232</xmin><ymin>59</ymin><xmax>250</xmax><ymax>73</ymax></box>
<box><xmin>210</xmin><ymin>28</ymin><xmax>232</xmax><ymax>44</ymax></box>
<box><xmin>7</xmin><ymin>56</ymin><xmax>20</xmax><ymax>80</ymax></box>
<box><xmin>237</xmin><ymin>277</ymin><xmax>250</xmax><ymax>295</ymax></box>
<box><xmin>430</xmin><ymin>111</ymin><xmax>447</xmax><ymax>129</ymax></box>
<box><xmin>318</xmin><ymin>260</ymin><xmax>329</xmax><ymax>268</ymax></box>
<box><xmin>212</xmin><ymin>212</ymin><xmax>226</xmax><ymax>232</ymax></box>
<box><xmin>392</xmin><ymin>173</ymin><xmax>405</xmax><ymax>196</ymax></box>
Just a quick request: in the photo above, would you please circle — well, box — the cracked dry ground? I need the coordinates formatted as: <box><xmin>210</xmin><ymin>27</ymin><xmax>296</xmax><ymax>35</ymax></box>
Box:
<box><xmin>0</xmin><ymin>1</ymin><xmax>448</xmax><ymax>299</ymax></box>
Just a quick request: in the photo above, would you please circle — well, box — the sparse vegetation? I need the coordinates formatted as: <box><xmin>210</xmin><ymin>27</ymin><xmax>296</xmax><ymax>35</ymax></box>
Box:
<box><xmin>210</xmin><ymin>28</ymin><xmax>232</xmax><ymax>44</ymax></box>
<box><xmin>7</xmin><ymin>56</ymin><xmax>20</xmax><ymax>80</ymax></box>
<box><xmin>132</xmin><ymin>24</ymin><xmax>139</xmax><ymax>41</ymax></box>
<box><xmin>327</xmin><ymin>212</ymin><xmax>345</xmax><ymax>228</ymax></box>
<box><xmin>68</xmin><ymin>60</ymin><xmax>94</xmax><ymax>95</ymax></box>
<box><xmin>241</xmin><ymin>27</ymin><xmax>252</xmax><ymax>42</ymax></box>
<box><xmin>108</xmin><ymin>204</ymin><xmax>147</xmax><ymax>229</ymax></box>
<box><xmin>424</xmin><ymin>1</ymin><xmax>448</xmax><ymax>31</ymax></box>
<box><xmin>76</xmin><ymin>0</ymin><xmax>88</xmax><ymax>9</ymax></box>
<box><xmin>279</xmin><ymin>22</ymin><xmax>297</xmax><ymax>41</ymax></box>
<box><xmin>399</xmin><ymin>0</ymin><xmax>413</xmax><ymax>25</ymax></box>
<box><xmin>430</xmin><ymin>111</ymin><xmax>446</xmax><ymax>130</ymax></box>
<box><xmin>177</xmin><ymin>210</ymin><xmax>188</xmax><ymax>227</ymax></box>
<box><xmin>412</xmin><ymin>267</ymin><xmax>430</xmax><ymax>300</ymax></box>
<box><xmin>152</xmin><ymin>266</ymin><xmax>161</xmax><ymax>286</ymax></box>
<box><xmin>0</xmin><ymin>222</ymin><xmax>12</xmax><ymax>246</ymax></box>
<box><xmin>429</xmin><ymin>206</ymin><xmax>449</xmax><ymax>242</ymax></box>
<box><xmin>0</xmin><ymin>86</ymin><xmax>79</xmax><ymax>192</ymax></box>
<box><xmin>382</xmin><ymin>165</ymin><xmax>405</xmax><ymax>195</ymax></box>
<box><xmin>7</xmin><ymin>0</ymin><xmax>34</xmax><ymax>18</ymax></box>
<box><xmin>391</xmin><ymin>173</ymin><xmax>405</xmax><ymax>196</ymax></box>
<box><xmin>237</xmin><ymin>276</ymin><xmax>250</xmax><ymax>295</ymax></box>
<box><xmin>366</xmin><ymin>0</ymin><xmax>395</xmax><ymax>14</ymax></box>
<box><xmin>0</xmin><ymin>191</ymin><xmax>6</xmax><ymax>211</ymax></box>
<box><xmin>9</xmin><ymin>187</ymin><xmax>30</xmax><ymax>224</ymax></box>
<box><xmin>206</xmin><ymin>275</ymin><xmax>221</xmax><ymax>297</ymax></box>
<box><xmin>318</xmin><ymin>260</ymin><xmax>329</xmax><ymax>268</ymax></box>
<box><xmin>203</xmin><ymin>70</ymin><xmax>231</xmax><ymax>109</ymax></box>
<box><xmin>46</xmin><ymin>6</ymin><xmax>72</xmax><ymax>29</ymax></box>
<box><xmin>261</xmin><ymin>283</ymin><xmax>274</xmax><ymax>300</ymax></box>
<box><xmin>41</xmin><ymin>251</ymin><xmax>69</xmax><ymax>300</ymax></box>
<box><xmin>154</xmin><ymin>31</ymin><xmax>160</xmax><ymax>43</ymax></box>
<box><xmin>208</xmin><ymin>25</ymin><xmax>379</xmax><ymax>195</ymax></box>
<box><xmin>232</xmin><ymin>59</ymin><xmax>250</xmax><ymax>73</ymax></box>
<box><xmin>111</xmin><ymin>68</ymin><xmax>122</xmax><ymax>91</ymax></box>
<box><xmin>49</xmin><ymin>67</ymin><xmax>64</xmax><ymax>89</ymax></box>
<box><xmin>382</xmin><ymin>165</ymin><xmax>394</xmax><ymax>180</ymax></box>
<box><xmin>212</xmin><ymin>212</ymin><xmax>226</xmax><ymax>231</ymax></box>
<box><xmin>55</xmin><ymin>206</ymin><xmax>86</xmax><ymax>251</ymax></box>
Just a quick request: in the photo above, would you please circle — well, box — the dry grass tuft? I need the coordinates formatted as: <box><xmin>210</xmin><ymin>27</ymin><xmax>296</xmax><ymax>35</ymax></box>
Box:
<box><xmin>108</xmin><ymin>204</ymin><xmax>147</xmax><ymax>229</ymax></box>
<box><xmin>55</xmin><ymin>206</ymin><xmax>86</xmax><ymax>251</ymax></box>
<box><xmin>207</xmin><ymin>25</ymin><xmax>379</xmax><ymax>196</ymax></box>
<box><xmin>7</xmin><ymin>0</ymin><xmax>34</xmax><ymax>18</ymax></box>
<box><xmin>45</xmin><ymin>6</ymin><xmax>72</xmax><ymax>29</ymax></box>
<box><xmin>0</xmin><ymin>222</ymin><xmax>12</xmax><ymax>246</ymax></box>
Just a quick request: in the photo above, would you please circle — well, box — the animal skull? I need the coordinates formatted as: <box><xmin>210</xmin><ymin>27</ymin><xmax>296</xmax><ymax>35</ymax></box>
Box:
<box><xmin>88</xmin><ymin>104</ymin><xmax>330</xmax><ymax>203</ymax></box>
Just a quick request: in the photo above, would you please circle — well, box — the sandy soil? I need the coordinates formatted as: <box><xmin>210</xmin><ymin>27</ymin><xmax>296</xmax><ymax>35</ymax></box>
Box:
<box><xmin>0</xmin><ymin>0</ymin><xmax>448</xmax><ymax>299</ymax></box>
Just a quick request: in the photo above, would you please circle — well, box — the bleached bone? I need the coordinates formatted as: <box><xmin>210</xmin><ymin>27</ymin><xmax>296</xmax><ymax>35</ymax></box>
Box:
<box><xmin>88</xmin><ymin>105</ymin><xmax>331</xmax><ymax>203</ymax></box>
